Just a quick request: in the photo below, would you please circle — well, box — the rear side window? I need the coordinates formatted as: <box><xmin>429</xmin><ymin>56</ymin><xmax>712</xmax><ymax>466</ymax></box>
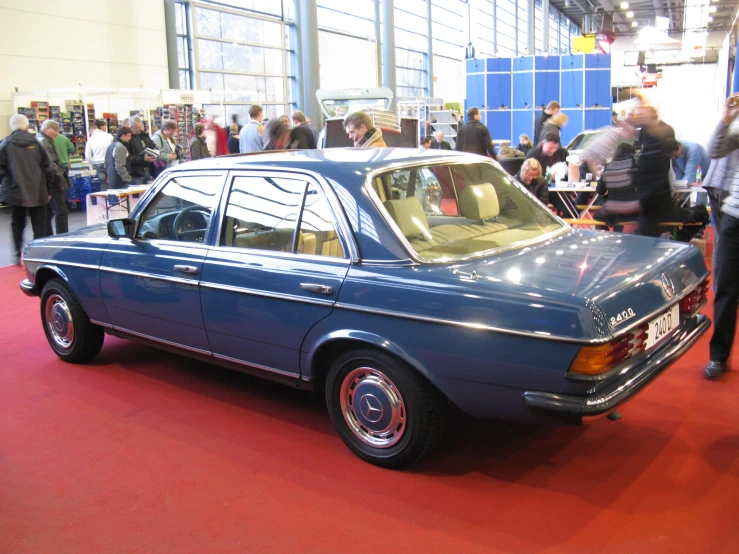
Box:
<box><xmin>220</xmin><ymin>176</ymin><xmax>344</xmax><ymax>258</ymax></box>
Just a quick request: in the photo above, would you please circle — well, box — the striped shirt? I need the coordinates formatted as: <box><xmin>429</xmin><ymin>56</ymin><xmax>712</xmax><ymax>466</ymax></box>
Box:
<box><xmin>708</xmin><ymin>122</ymin><xmax>739</xmax><ymax>218</ymax></box>
<box><xmin>596</xmin><ymin>157</ymin><xmax>641</xmax><ymax>216</ymax></box>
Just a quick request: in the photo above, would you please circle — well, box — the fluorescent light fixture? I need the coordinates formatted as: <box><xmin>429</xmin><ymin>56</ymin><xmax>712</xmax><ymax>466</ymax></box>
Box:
<box><xmin>626</xmin><ymin>11</ymin><xmax>634</xmax><ymax>18</ymax></box>
<box><xmin>632</xmin><ymin>21</ymin><xmax>638</xmax><ymax>27</ymax></box>
<box><xmin>707</xmin><ymin>16</ymin><xmax>713</xmax><ymax>22</ymax></box>
<box><xmin>620</xmin><ymin>1</ymin><xmax>629</xmax><ymax>9</ymax></box>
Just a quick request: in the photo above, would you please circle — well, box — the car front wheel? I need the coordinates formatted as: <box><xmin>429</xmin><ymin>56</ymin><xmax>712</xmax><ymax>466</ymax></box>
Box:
<box><xmin>40</xmin><ymin>278</ymin><xmax>104</xmax><ymax>363</ymax></box>
<box><xmin>326</xmin><ymin>348</ymin><xmax>448</xmax><ymax>468</ymax></box>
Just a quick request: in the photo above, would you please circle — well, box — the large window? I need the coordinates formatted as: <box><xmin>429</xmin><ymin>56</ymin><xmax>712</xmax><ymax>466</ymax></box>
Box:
<box><xmin>175</xmin><ymin>1</ymin><xmax>193</xmax><ymax>89</ymax></box>
<box><xmin>395</xmin><ymin>0</ymin><xmax>430</xmax><ymax>97</ymax></box>
<box><xmin>431</xmin><ymin>0</ymin><xmax>465</xmax><ymax>60</ymax></box>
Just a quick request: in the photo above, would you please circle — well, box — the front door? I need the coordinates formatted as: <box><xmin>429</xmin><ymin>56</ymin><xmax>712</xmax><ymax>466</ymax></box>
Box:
<box><xmin>100</xmin><ymin>171</ymin><xmax>226</xmax><ymax>353</ymax></box>
<box><xmin>199</xmin><ymin>172</ymin><xmax>351</xmax><ymax>377</ymax></box>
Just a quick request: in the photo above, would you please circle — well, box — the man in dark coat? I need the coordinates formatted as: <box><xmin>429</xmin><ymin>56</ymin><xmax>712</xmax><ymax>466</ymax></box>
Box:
<box><xmin>525</xmin><ymin>131</ymin><xmax>569</xmax><ymax>175</ymax></box>
<box><xmin>289</xmin><ymin>110</ymin><xmax>318</xmax><ymax>149</ymax></box>
<box><xmin>38</xmin><ymin>119</ymin><xmax>69</xmax><ymax>235</ymax></box>
<box><xmin>455</xmin><ymin>107</ymin><xmax>496</xmax><ymax>158</ymax></box>
<box><xmin>431</xmin><ymin>131</ymin><xmax>452</xmax><ymax>150</ymax></box>
<box><xmin>129</xmin><ymin>116</ymin><xmax>158</xmax><ymax>184</ymax></box>
<box><xmin>105</xmin><ymin>126</ymin><xmax>134</xmax><ymax>190</ymax></box>
<box><xmin>0</xmin><ymin>114</ymin><xmax>53</xmax><ymax>263</ymax></box>
<box><xmin>189</xmin><ymin>123</ymin><xmax>212</xmax><ymax>160</ymax></box>
<box><xmin>534</xmin><ymin>101</ymin><xmax>560</xmax><ymax>145</ymax></box>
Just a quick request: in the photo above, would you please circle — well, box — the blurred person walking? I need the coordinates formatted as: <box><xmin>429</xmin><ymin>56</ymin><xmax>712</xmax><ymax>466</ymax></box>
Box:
<box><xmin>290</xmin><ymin>110</ymin><xmax>318</xmax><ymax>149</ymax></box>
<box><xmin>534</xmin><ymin>101</ymin><xmax>560</xmax><ymax>145</ymax></box>
<box><xmin>0</xmin><ymin>114</ymin><xmax>53</xmax><ymax>264</ymax></box>
<box><xmin>263</xmin><ymin>117</ymin><xmax>292</xmax><ymax>151</ymax></box>
<box><xmin>227</xmin><ymin>124</ymin><xmax>240</xmax><ymax>154</ymax></box>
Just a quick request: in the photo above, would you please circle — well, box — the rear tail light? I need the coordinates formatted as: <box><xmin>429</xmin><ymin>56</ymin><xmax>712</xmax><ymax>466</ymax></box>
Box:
<box><xmin>569</xmin><ymin>326</ymin><xmax>648</xmax><ymax>377</ymax></box>
<box><xmin>679</xmin><ymin>275</ymin><xmax>710</xmax><ymax>316</ymax></box>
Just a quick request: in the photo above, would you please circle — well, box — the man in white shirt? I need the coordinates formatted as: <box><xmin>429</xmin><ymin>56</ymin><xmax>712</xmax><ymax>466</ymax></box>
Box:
<box><xmin>85</xmin><ymin>120</ymin><xmax>114</xmax><ymax>190</ymax></box>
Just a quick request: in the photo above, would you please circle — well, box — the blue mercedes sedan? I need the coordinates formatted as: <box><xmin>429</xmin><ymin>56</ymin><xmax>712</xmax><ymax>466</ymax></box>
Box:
<box><xmin>20</xmin><ymin>149</ymin><xmax>711</xmax><ymax>467</ymax></box>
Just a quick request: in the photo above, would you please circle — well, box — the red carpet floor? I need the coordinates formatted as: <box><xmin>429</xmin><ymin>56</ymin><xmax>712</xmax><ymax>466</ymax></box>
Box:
<box><xmin>1</xmin><ymin>263</ymin><xmax>737</xmax><ymax>553</ymax></box>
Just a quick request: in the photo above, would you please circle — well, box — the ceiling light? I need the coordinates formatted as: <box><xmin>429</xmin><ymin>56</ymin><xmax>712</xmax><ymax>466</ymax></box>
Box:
<box><xmin>632</xmin><ymin>21</ymin><xmax>638</xmax><ymax>27</ymax></box>
<box><xmin>707</xmin><ymin>16</ymin><xmax>713</xmax><ymax>22</ymax></box>
<box><xmin>626</xmin><ymin>11</ymin><xmax>634</xmax><ymax>18</ymax></box>
<box><xmin>709</xmin><ymin>5</ymin><xmax>717</xmax><ymax>12</ymax></box>
<box><xmin>620</xmin><ymin>1</ymin><xmax>629</xmax><ymax>9</ymax></box>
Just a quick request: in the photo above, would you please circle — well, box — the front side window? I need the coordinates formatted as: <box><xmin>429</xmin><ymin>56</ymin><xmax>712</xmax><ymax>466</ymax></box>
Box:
<box><xmin>221</xmin><ymin>176</ymin><xmax>344</xmax><ymax>258</ymax></box>
<box><xmin>136</xmin><ymin>174</ymin><xmax>224</xmax><ymax>242</ymax></box>
<box><xmin>375</xmin><ymin>162</ymin><xmax>564</xmax><ymax>261</ymax></box>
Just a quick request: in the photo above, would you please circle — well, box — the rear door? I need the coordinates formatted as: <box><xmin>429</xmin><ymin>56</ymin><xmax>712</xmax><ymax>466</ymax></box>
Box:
<box><xmin>100</xmin><ymin>172</ymin><xmax>226</xmax><ymax>353</ymax></box>
<box><xmin>199</xmin><ymin>171</ymin><xmax>353</xmax><ymax>378</ymax></box>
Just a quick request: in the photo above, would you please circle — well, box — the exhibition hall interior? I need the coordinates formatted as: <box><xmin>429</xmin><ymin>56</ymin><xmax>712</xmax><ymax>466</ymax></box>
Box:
<box><xmin>2</xmin><ymin>0</ymin><xmax>739</xmax><ymax>551</ymax></box>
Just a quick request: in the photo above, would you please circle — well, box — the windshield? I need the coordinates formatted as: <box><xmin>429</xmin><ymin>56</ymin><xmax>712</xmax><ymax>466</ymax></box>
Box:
<box><xmin>373</xmin><ymin>162</ymin><xmax>565</xmax><ymax>261</ymax></box>
<box><xmin>321</xmin><ymin>98</ymin><xmax>388</xmax><ymax>118</ymax></box>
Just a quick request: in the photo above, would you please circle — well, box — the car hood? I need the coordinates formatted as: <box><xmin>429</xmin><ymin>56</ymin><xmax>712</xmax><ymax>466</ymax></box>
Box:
<box><xmin>433</xmin><ymin>229</ymin><xmax>707</xmax><ymax>340</ymax></box>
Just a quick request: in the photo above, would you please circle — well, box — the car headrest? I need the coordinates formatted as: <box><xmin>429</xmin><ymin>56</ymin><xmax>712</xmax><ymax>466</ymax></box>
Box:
<box><xmin>383</xmin><ymin>197</ymin><xmax>431</xmax><ymax>239</ymax></box>
<box><xmin>459</xmin><ymin>183</ymin><xmax>500</xmax><ymax>221</ymax></box>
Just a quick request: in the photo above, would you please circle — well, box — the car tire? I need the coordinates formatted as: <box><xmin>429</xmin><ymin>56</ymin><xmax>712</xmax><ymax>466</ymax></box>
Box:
<box><xmin>325</xmin><ymin>348</ymin><xmax>448</xmax><ymax>468</ymax></box>
<box><xmin>40</xmin><ymin>278</ymin><xmax>104</xmax><ymax>363</ymax></box>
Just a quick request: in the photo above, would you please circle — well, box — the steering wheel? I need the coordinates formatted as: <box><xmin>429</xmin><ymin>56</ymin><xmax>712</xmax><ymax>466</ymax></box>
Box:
<box><xmin>173</xmin><ymin>205</ymin><xmax>210</xmax><ymax>242</ymax></box>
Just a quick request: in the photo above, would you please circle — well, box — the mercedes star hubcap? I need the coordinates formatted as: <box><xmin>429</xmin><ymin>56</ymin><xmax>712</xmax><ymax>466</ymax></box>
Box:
<box><xmin>45</xmin><ymin>294</ymin><xmax>74</xmax><ymax>349</ymax></box>
<box><xmin>340</xmin><ymin>366</ymin><xmax>406</xmax><ymax>448</ymax></box>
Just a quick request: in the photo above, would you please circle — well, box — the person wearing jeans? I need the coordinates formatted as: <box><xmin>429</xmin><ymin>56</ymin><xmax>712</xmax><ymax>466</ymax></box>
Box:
<box><xmin>702</xmin><ymin>98</ymin><xmax>739</xmax><ymax>379</ymax></box>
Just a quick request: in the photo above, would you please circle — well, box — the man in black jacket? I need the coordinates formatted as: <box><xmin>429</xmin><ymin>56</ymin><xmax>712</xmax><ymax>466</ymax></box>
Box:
<box><xmin>129</xmin><ymin>116</ymin><xmax>158</xmax><ymax>184</ymax></box>
<box><xmin>290</xmin><ymin>110</ymin><xmax>318</xmax><ymax>149</ymax></box>
<box><xmin>455</xmin><ymin>107</ymin><xmax>496</xmax><ymax>158</ymax></box>
<box><xmin>432</xmin><ymin>131</ymin><xmax>452</xmax><ymax>150</ymax></box>
<box><xmin>0</xmin><ymin>115</ymin><xmax>53</xmax><ymax>263</ymax></box>
<box><xmin>533</xmin><ymin>101</ymin><xmax>560</xmax><ymax>145</ymax></box>
<box><xmin>38</xmin><ymin>119</ymin><xmax>69</xmax><ymax>235</ymax></box>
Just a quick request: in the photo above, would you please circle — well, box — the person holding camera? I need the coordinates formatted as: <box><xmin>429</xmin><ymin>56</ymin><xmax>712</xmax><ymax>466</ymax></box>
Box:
<box><xmin>702</xmin><ymin>96</ymin><xmax>739</xmax><ymax>379</ymax></box>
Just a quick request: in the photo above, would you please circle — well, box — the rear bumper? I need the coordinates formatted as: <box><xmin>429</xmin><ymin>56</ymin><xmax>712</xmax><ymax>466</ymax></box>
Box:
<box><xmin>522</xmin><ymin>314</ymin><xmax>711</xmax><ymax>424</ymax></box>
<box><xmin>20</xmin><ymin>279</ymin><xmax>38</xmax><ymax>297</ymax></box>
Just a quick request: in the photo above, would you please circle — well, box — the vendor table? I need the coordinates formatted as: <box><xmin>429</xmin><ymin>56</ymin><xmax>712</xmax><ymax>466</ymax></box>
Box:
<box><xmin>86</xmin><ymin>186</ymin><xmax>150</xmax><ymax>226</ymax></box>
<box><xmin>548</xmin><ymin>184</ymin><xmax>599</xmax><ymax>219</ymax></box>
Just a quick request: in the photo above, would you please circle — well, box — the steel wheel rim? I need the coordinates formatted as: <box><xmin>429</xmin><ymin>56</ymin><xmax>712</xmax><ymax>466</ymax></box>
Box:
<box><xmin>340</xmin><ymin>366</ymin><xmax>406</xmax><ymax>449</ymax></box>
<box><xmin>45</xmin><ymin>294</ymin><xmax>75</xmax><ymax>350</ymax></box>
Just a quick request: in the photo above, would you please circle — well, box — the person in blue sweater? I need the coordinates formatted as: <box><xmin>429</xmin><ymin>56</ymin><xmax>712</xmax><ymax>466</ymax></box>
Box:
<box><xmin>671</xmin><ymin>140</ymin><xmax>711</xmax><ymax>184</ymax></box>
<box><xmin>671</xmin><ymin>141</ymin><xmax>710</xmax><ymax>206</ymax></box>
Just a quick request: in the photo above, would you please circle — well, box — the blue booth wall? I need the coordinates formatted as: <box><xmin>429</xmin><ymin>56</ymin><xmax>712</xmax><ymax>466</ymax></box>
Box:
<box><xmin>465</xmin><ymin>54</ymin><xmax>612</xmax><ymax>148</ymax></box>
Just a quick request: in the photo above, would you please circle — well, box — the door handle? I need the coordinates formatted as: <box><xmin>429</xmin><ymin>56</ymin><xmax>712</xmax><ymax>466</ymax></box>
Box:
<box><xmin>174</xmin><ymin>265</ymin><xmax>199</xmax><ymax>275</ymax></box>
<box><xmin>300</xmin><ymin>283</ymin><xmax>334</xmax><ymax>295</ymax></box>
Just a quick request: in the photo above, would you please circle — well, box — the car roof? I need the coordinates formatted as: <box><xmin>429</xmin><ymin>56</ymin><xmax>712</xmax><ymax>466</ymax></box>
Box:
<box><xmin>176</xmin><ymin>148</ymin><xmax>486</xmax><ymax>186</ymax></box>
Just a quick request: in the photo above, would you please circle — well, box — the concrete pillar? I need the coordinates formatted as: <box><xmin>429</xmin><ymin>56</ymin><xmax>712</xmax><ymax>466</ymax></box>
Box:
<box><xmin>298</xmin><ymin>0</ymin><xmax>321</xmax><ymax>121</ymax></box>
<box><xmin>382</xmin><ymin>0</ymin><xmax>397</xmax><ymax>109</ymax></box>
<box><xmin>543</xmin><ymin>0</ymin><xmax>550</xmax><ymax>54</ymax></box>
<box><xmin>163</xmin><ymin>0</ymin><xmax>180</xmax><ymax>89</ymax></box>
<box><xmin>375</xmin><ymin>0</ymin><xmax>382</xmax><ymax>87</ymax></box>
<box><xmin>527</xmin><ymin>0</ymin><xmax>535</xmax><ymax>55</ymax></box>
<box><xmin>426</xmin><ymin>0</ymin><xmax>433</xmax><ymax>96</ymax></box>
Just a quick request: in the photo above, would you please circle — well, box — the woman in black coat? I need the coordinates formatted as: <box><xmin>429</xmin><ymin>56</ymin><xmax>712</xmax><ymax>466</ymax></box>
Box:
<box><xmin>514</xmin><ymin>158</ymin><xmax>550</xmax><ymax>205</ymax></box>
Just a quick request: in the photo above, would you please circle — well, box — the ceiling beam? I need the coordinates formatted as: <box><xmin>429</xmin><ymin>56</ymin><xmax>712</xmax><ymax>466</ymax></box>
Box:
<box><xmin>594</xmin><ymin>0</ymin><xmax>630</xmax><ymax>33</ymax></box>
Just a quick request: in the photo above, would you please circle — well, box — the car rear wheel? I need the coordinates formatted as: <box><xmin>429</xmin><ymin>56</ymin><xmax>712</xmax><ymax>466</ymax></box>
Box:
<box><xmin>325</xmin><ymin>348</ymin><xmax>448</xmax><ymax>468</ymax></box>
<box><xmin>40</xmin><ymin>278</ymin><xmax>104</xmax><ymax>363</ymax></box>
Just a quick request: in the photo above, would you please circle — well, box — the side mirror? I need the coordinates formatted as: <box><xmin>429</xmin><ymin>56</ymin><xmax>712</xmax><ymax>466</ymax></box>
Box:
<box><xmin>107</xmin><ymin>218</ymin><xmax>136</xmax><ymax>239</ymax></box>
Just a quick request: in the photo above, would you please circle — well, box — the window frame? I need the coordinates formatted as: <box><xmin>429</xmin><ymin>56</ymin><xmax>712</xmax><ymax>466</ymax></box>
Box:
<box><xmin>212</xmin><ymin>170</ymin><xmax>355</xmax><ymax>262</ymax></box>
<box><xmin>133</xmin><ymin>171</ymin><xmax>228</xmax><ymax>246</ymax></box>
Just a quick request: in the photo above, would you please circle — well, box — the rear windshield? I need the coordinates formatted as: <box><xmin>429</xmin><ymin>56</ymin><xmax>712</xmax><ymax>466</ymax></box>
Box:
<box><xmin>373</xmin><ymin>162</ymin><xmax>565</xmax><ymax>261</ymax></box>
